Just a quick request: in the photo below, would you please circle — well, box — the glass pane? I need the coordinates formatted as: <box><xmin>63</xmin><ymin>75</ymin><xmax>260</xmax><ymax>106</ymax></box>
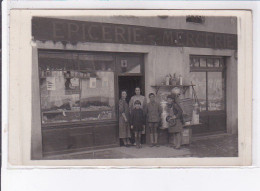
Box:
<box><xmin>80</xmin><ymin>71</ymin><xmax>115</xmax><ymax>121</ymax></box>
<box><xmin>208</xmin><ymin>72</ymin><xmax>225</xmax><ymax>111</ymax></box>
<box><xmin>214</xmin><ymin>58</ymin><xmax>220</xmax><ymax>67</ymax></box>
<box><xmin>200</xmin><ymin>58</ymin><xmax>207</xmax><ymax>67</ymax></box>
<box><xmin>190</xmin><ymin>57</ymin><xmax>199</xmax><ymax>67</ymax></box>
<box><xmin>219</xmin><ymin>58</ymin><xmax>224</xmax><ymax>68</ymax></box>
<box><xmin>189</xmin><ymin>72</ymin><xmax>207</xmax><ymax>111</ymax></box>
<box><xmin>117</xmin><ymin>56</ymin><xmax>142</xmax><ymax>73</ymax></box>
<box><xmin>40</xmin><ymin>72</ymin><xmax>81</xmax><ymax>124</ymax></box>
<box><xmin>207</xmin><ymin>58</ymin><xmax>214</xmax><ymax>67</ymax></box>
<box><xmin>78</xmin><ymin>54</ymin><xmax>114</xmax><ymax>71</ymax></box>
<box><xmin>66</xmin><ymin>54</ymin><xmax>79</xmax><ymax>70</ymax></box>
<box><xmin>39</xmin><ymin>52</ymin><xmax>76</xmax><ymax>71</ymax></box>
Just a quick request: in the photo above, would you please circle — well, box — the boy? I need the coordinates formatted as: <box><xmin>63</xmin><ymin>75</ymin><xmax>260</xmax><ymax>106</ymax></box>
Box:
<box><xmin>130</xmin><ymin>100</ymin><xmax>145</xmax><ymax>148</ymax></box>
<box><xmin>145</xmin><ymin>93</ymin><xmax>162</xmax><ymax>147</ymax></box>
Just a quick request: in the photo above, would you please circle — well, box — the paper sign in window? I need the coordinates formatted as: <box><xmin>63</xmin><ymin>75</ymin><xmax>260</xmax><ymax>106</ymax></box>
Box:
<box><xmin>46</xmin><ymin>77</ymin><xmax>56</xmax><ymax>90</ymax></box>
<box><xmin>70</xmin><ymin>78</ymin><xmax>79</xmax><ymax>87</ymax></box>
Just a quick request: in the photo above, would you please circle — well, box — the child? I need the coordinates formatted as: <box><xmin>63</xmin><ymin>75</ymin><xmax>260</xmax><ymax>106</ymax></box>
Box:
<box><xmin>130</xmin><ymin>100</ymin><xmax>145</xmax><ymax>148</ymax></box>
<box><xmin>145</xmin><ymin>93</ymin><xmax>162</xmax><ymax>147</ymax></box>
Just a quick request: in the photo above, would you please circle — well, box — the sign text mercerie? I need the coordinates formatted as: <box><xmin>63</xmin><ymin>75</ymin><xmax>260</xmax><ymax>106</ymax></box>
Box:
<box><xmin>32</xmin><ymin>17</ymin><xmax>237</xmax><ymax>50</ymax></box>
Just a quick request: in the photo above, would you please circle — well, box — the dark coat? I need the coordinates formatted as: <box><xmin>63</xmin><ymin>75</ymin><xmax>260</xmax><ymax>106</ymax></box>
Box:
<box><xmin>166</xmin><ymin>102</ymin><xmax>184</xmax><ymax>133</ymax></box>
<box><xmin>130</xmin><ymin>108</ymin><xmax>145</xmax><ymax>132</ymax></box>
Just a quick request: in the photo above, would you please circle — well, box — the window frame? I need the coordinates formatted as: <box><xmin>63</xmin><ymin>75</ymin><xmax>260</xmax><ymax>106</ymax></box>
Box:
<box><xmin>190</xmin><ymin>55</ymin><xmax>225</xmax><ymax>72</ymax></box>
<box><xmin>189</xmin><ymin>55</ymin><xmax>226</xmax><ymax>113</ymax></box>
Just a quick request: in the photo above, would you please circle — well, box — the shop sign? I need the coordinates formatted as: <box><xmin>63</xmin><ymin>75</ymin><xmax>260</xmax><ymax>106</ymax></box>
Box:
<box><xmin>32</xmin><ymin>17</ymin><xmax>237</xmax><ymax>50</ymax></box>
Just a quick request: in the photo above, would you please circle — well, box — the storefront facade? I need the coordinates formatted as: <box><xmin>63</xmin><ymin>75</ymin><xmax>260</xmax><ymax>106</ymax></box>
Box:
<box><xmin>31</xmin><ymin>16</ymin><xmax>238</xmax><ymax>158</ymax></box>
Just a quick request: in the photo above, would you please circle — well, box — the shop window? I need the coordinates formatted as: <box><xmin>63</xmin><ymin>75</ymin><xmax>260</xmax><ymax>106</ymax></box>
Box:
<box><xmin>39</xmin><ymin>51</ymin><xmax>116</xmax><ymax>124</ymax></box>
<box><xmin>189</xmin><ymin>55</ymin><xmax>225</xmax><ymax>112</ymax></box>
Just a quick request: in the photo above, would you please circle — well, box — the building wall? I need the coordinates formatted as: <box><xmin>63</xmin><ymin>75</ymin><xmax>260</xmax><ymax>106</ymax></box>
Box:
<box><xmin>60</xmin><ymin>16</ymin><xmax>237</xmax><ymax>34</ymax></box>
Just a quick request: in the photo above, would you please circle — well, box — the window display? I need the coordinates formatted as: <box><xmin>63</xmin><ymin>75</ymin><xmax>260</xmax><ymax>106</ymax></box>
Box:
<box><xmin>189</xmin><ymin>56</ymin><xmax>225</xmax><ymax>112</ymax></box>
<box><xmin>39</xmin><ymin>51</ymin><xmax>116</xmax><ymax>124</ymax></box>
<box><xmin>189</xmin><ymin>72</ymin><xmax>207</xmax><ymax>111</ymax></box>
<box><xmin>208</xmin><ymin>72</ymin><xmax>225</xmax><ymax>111</ymax></box>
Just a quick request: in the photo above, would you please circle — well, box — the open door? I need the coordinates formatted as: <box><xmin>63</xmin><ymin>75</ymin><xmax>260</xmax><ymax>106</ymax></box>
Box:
<box><xmin>118</xmin><ymin>76</ymin><xmax>144</xmax><ymax>103</ymax></box>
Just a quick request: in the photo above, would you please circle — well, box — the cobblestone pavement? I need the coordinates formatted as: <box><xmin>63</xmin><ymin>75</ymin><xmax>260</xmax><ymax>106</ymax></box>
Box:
<box><xmin>185</xmin><ymin>134</ymin><xmax>238</xmax><ymax>157</ymax></box>
<box><xmin>44</xmin><ymin>134</ymin><xmax>238</xmax><ymax>160</ymax></box>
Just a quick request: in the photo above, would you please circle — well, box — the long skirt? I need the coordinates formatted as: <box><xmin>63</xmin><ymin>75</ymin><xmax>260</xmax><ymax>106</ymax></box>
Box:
<box><xmin>119</xmin><ymin>116</ymin><xmax>131</xmax><ymax>138</ymax></box>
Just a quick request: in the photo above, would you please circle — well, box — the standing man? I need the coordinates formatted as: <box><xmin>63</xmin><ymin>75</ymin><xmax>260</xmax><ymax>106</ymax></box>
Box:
<box><xmin>129</xmin><ymin>87</ymin><xmax>147</xmax><ymax>144</ymax></box>
<box><xmin>145</xmin><ymin>93</ymin><xmax>162</xmax><ymax>147</ymax></box>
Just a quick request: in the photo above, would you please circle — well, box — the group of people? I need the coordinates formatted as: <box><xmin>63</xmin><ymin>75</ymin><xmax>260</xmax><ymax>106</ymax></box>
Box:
<box><xmin>119</xmin><ymin>87</ymin><xmax>184</xmax><ymax>149</ymax></box>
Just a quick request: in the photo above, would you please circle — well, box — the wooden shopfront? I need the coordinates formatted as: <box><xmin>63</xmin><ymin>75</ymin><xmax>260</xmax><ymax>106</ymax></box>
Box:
<box><xmin>32</xmin><ymin>17</ymin><xmax>238</xmax><ymax>156</ymax></box>
<box><xmin>38</xmin><ymin>50</ymin><xmax>144</xmax><ymax>155</ymax></box>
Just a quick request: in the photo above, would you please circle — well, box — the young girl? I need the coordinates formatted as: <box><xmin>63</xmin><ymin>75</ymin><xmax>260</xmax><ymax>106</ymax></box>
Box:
<box><xmin>130</xmin><ymin>100</ymin><xmax>145</xmax><ymax>148</ymax></box>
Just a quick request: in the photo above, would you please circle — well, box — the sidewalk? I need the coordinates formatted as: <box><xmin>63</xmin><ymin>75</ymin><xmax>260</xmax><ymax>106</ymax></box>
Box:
<box><xmin>44</xmin><ymin>134</ymin><xmax>238</xmax><ymax>160</ymax></box>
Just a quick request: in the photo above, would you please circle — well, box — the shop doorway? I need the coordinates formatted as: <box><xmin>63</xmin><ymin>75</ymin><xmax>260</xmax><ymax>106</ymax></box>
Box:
<box><xmin>118</xmin><ymin>76</ymin><xmax>144</xmax><ymax>103</ymax></box>
<box><xmin>118</xmin><ymin>76</ymin><xmax>145</xmax><ymax>145</ymax></box>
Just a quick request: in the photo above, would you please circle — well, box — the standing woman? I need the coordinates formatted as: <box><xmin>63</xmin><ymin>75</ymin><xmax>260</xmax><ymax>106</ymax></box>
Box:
<box><xmin>119</xmin><ymin>90</ymin><xmax>131</xmax><ymax>147</ymax></box>
<box><xmin>129</xmin><ymin>87</ymin><xmax>147</xmax><ymax>112</ymax></box>
<box><xmin>165</xmin><ymin>94</ymin><xmax>184</xmax><ymax>149</ymax></box>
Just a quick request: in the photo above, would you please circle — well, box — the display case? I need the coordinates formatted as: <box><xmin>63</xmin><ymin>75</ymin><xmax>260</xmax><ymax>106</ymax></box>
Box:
<box><xmin>38</xmin><ymin>51</ymin><xmax>116</xmax><ymax>125</ymax></box>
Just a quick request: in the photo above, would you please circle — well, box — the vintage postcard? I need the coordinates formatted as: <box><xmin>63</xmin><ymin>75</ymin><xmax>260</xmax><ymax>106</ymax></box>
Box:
<box><xmin>8</xmin><ymin>9</ymin><xmax>252</xmax><ymax>167</ymax></box>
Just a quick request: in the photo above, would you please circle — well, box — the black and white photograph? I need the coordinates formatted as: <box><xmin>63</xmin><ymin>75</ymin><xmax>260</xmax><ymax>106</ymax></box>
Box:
<box><xmin>3</xmin><ymin>1</ymin><xmax>259</xmax><ymax>190</ymax></box>
<box><xmin>7</xmin><ymin>9</ymin><xmax>252</xmax><ymax>166</ymax></box>
<box><xmin>29</xmin><ymin>13</ymin><xmax>239</xmax><ymax>160</ymax></box>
